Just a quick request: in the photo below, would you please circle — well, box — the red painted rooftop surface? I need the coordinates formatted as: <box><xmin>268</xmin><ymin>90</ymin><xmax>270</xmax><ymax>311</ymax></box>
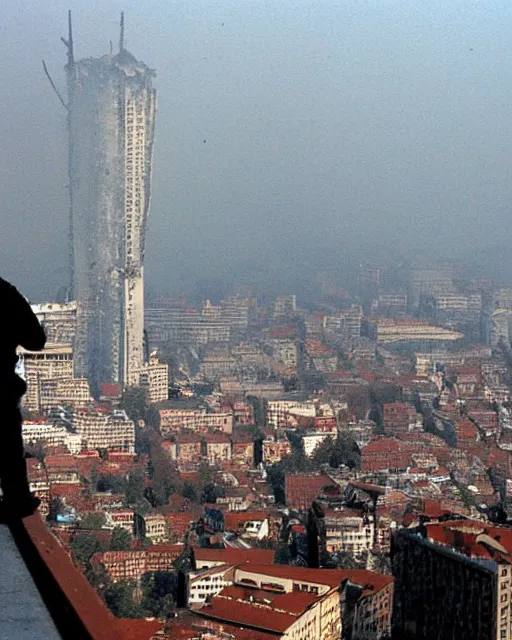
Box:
<box><xmin>193</xmin><ymin>547</ymin><xmax>274</xmax><ymax>566</ymax></box>
<box><xmin>100</xmin><ymin>382</ymin><xmax>122</xmax><ymax>398</ymax></box>
<box><xmin>237</xmin><ymin>563</ymin><xmax>393</xmax><ymax>596</ymax></box>
<box><xmin>198</xmin><ymin>594</ymin><xmax>298</xmax><ymax>633</ymax></box>
<box><xmin>285</xmin><ymin>473</ymin><xmax>339</xmax><ymax>508</ymax></box>
<box><xmin>116</xmin><ymin>618</ymin><xmax>162</xmax><ymax>640</ymax></box>
<box><xmin>425</xmin><ymin>520</ymin><xmax>512</xmax><ymax>559</ymax></box>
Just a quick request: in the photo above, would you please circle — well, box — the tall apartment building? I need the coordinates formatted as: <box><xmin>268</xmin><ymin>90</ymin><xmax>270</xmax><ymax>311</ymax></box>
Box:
<box><xmin>219</xmin><ymin>296</ymin><xmax>251</xmax><ymax>333</ymax></box>
<box><xmin>64</xmin><ymin>14</ymin><xmax>156</xmax><ymax>391</ymax></box>
<box><xmin>32</xmin><ymin>302</ymin><xmax>77</xmax><ymax>343</ymax></box>
<box><xmin>18</xmin><ymin>343</ymin><xmax>74</xmax><ymax>413</ymax></box>
<box><xmin>271</xmin><ymin>294</ymin><xmax>297</xmax><ymax>319</ymax></box>
<box><xmin>392</xmin><ymin>520</ymin><xmax>512</xmax><ymax>640</ymax></box>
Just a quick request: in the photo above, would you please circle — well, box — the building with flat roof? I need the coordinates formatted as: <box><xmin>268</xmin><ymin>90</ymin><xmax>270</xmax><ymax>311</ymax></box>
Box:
<box><xmin>392</xmin><ymin>520</ymin><xmax>512</xmax><ymax>640</ymax></box>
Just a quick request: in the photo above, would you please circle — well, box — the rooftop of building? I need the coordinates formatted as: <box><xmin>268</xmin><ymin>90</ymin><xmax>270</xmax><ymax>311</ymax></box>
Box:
<box><xmin>193</xmin><ymin>547</ymin><xmax>274</xmax><ymax>566</ymax></box>
<box><xmin>406</xmin><ymin>519</ymin><xmax>512</xmax><ymax>563</ymax></box>
<box><xmin>234</xmin><ymin>563</ymin><xmax>393</xmax><ymax>596</ymax></box>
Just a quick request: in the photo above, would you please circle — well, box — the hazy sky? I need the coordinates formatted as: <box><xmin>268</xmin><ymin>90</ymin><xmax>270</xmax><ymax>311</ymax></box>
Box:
<box><xmin>2</xmin><ymin>0</ymin><xmax>512</xmax><ymax>300</ymax></box>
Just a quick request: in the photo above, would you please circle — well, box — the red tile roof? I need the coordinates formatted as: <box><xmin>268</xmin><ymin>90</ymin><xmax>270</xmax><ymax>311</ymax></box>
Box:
<box><xmin>285</xmin><ymin>473</ymin><xmax>339</xmax><ymax>509</ymax></box>
<box><xmin>237</xmin><ymin>563</ymin><xmax>393</xmax><ymax>596</ymax></box>
<box><xmin>100</xmin><ymin>382</ymin><xmax>122</xmax><ymax>398</ymax></box>
<box><xmin>197</xmin><ymin>595</ymin><xmax>298</xmax><ymax>633</ymax></box>
<box><xmin>193</xmin><ymin>547</ymin><xmax>274</xmax><ymax>566</ymax></box>
<box><xmin>116</xmin><ymin>619</ymin><xmax>163</xmax><ymax>640</ymax></box>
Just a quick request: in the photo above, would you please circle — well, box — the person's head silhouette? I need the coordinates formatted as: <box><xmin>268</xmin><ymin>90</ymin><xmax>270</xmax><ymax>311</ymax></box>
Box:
<box><xmin>0</xmin><ymin>278</ymin><xmax>46</xmax><ymax>520</ymax></box>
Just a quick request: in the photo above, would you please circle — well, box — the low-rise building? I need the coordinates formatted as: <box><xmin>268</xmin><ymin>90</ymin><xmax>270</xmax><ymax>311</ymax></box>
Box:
<box><xmin>92</xmin><ymin>545</ymin><xmax>183</xmax><ymax>582</ymax></box>
<box><xmin>44</xmin><ymin>454</ymin><xmax>81</xmax><ymax>484</ymax></box>
<box><xmin>230</xmin><ymin>431</ymin><xmax>255</xmax><ymax>466</ymax></box>
<box><xmin>143</xmin><ymin>514</ymin><xmax>169</xmax><ymax>543</ymax></box>
<box><xmin>204</xmin><ymin>432</ymin><xmax>232</xmax><ymax>466</ymax></box>
<box><xmin>285</xmin><ymin>474</ymin><xmax>340</xmax><ymax>510</ymax></box>
<box><xmin>106</xmin><ymin>510</ymin><xmax>135</xmax><ymax>534</ymax></box>
<box><xmin>266</xmin><ymin>398</ymin><xmax>316</xmax><ymax>430</ymax></box>
<box><xmin>262</xmin><ymin>437</ymin><xmax>291</xmax><ymax>465</ymax></box>
<box><xmin>323</xmin><ymin>510</ymin><xmax>374</xmax><ymax>560</ymax></box>
<box><xmin>301</xmin><ymin>432</ymin><xmax>333</xmax><ymax>457</ymax></box>
<box><xmin>22</xmin><ymin>420</ymin><xmax>82</xmax><ymax>454</ymax></box>
<box><xmin>192</xmin><ymin>563</ymin><xmax>393</xmax><ymax>640</ymax></box>
<box><xmin>173</xmin><ymin>434</ymin><xmax>202</xmax><ymax>465</ymax></box>
<box><xmin>159</xmin><ymin>408</ymin><xmax>234</xmax><ymax>436</ymax></box>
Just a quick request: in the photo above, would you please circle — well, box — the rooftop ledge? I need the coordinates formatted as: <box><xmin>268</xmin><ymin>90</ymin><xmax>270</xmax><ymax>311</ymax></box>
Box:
<box><xmin>6</xmin><ymin>514</ymin><xmax>121</xmax><ymax>640</ymax></box>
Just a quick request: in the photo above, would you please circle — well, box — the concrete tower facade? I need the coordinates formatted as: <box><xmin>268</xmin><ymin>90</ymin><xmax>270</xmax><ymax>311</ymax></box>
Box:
<box><xmin>64</xmin><ymin>14</ymin><xmax>156</xmax><ymax>391</ymax></box>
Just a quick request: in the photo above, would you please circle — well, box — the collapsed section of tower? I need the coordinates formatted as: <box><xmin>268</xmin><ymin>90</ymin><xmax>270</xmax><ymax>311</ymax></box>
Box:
<box><xmin>65</xmin><ymin>13</ymin><xmax>156</xmax><ymax>392</ymax></box>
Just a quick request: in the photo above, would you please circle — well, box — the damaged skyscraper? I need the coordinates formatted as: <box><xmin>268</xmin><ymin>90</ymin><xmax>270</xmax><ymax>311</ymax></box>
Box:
<box><xmin>63</xmin><ymin>14</ymin><xmax>156</xmax><ymax>393</ymax></box>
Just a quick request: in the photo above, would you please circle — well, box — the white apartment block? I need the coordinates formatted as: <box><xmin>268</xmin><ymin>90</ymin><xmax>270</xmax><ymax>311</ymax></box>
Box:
<box><xmin>18</xmin><ymin>343</ymin><xmax>74</xmax><ymax>413</ymax></box>
<box><xmin>324</xmin><ymin>513</ymin><xmax>374</xmax><ymax>559</ymax></box>
<box><xmin>31</xmin><ymin>302</ymin><xmax>77</xmax><ymax>344</ymax></box>
<box><xmin>159</xmin><ymin>409</ymin><xmax>234</xmax><ymax>436</ymax></box>
<box><xmin>22</xmin><ymin>421</ymin><xmax>82</xmax><ymax>454</ymax></box>
<box><xmin>188</xmin><ymin>565</ymin><xmax>235</xmax><ymax>607</ymax></box>
<box><xmin>73</xmin><ymin>408</ymin><xmax>135</xmax><ymax>453</ymax></box>
<box><xmin>130</xmin><ymin>358</ymin><xmax>168</xmax><ymax>403</ymax></box>
<box><xmin>39</xmin><ymin>377</ymin><xmax>92</xmax><ymax>413</ymax></box>
<box><xmin>266</xmin><ymin>399</ymin><xmax>316</xmax><ymax>430</ymax></box>
<box><xmin>272</xmin><ymin>339</ymin><xmax>298</xmax><ymax>369</ymax></box>
<box><xmin>302</xmin><ymin>432</ymin><xmax>332</xmax><ymax>457</ymax></box>
<box><xmin>144</xmin><ymin>514</ymin><xmax>168</xmax><ymax>543</ymax></box>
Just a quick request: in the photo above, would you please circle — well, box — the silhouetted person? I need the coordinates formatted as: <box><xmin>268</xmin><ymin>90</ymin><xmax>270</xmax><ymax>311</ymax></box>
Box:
<box><xmin>0</xmin><ymin>278</ymin><xmax>46</xmax><ymax>519</ymax></box>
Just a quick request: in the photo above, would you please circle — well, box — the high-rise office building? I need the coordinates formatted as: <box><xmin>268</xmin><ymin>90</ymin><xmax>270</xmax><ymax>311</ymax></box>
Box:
<box><xmin>64</xmin><ymin>13</ymin><xmax>156</xmax><ymax>391</ymax></box>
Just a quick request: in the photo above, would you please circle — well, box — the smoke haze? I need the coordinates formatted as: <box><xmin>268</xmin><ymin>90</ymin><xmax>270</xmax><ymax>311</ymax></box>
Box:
<box><xmin>2</xmin><ymin>1</ymin><xmax>512</xmax><ymax>300</ymax></box>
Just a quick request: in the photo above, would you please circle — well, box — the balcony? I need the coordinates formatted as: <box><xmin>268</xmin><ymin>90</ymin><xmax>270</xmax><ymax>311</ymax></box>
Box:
<box><xmin>2</xmin><ymin>514</ymin><xmax>119</xmax><ymax>639</ymax></box>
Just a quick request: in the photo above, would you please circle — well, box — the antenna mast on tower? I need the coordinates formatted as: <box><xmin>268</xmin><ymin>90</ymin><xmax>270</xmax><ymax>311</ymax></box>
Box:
<box><xmin>119</xmin><ymin>12</ymin><xmax>125</xmax><ymax>53</ymax></box>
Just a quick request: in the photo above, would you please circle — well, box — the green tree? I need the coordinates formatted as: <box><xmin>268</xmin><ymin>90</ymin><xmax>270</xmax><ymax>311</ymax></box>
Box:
<box><xmin>201</xmin><ymin>482</ymin><xmax>225</xmax><ymax>504</ymax></box>
<box><xmin>103</xmin><ymin>581</ymin><xmax>145</xmax><ymax>618</ymax></box>
<box><xmin>267</xmin><ymin>451</ymin><xmax>314</xmax><ymax>504</ymax></box>
<box><xmin>149</xmin><ymin>432</ymin><xmax>179</xmax><ymax>506</ymax></box>
<box><xmin>181</xmin><ymin>482</ymin><xmax>198</xmax><ymax>502</ymax></box>
<box><xmin>121</xmin><ymin>386</ymin><xmax>149</xmax><ymax>424</ymax></box>
<box><xmin>70</xmin><ymin>532</ymin><xmax>105</xmax><ymax>565</ymax></box>
<box><xmin>125</xmin><ymin>468</ymin><xmax>146</xmax><ymax>506</ymax></box>
<box><xmin>344</xmin><ymin>385</ymin><xmax>371</xmax><ymax>420</ymax></box>
<box><xmin>274</xmin><ymin>545</ymin><xmax>292</xmax><ymax>565</ymax></box>
<box><xmin>109</xmin><ymin>527</ymin><xmax>132</xmax><ymax>551</ymax></box>
<box><xmin>140</xmin><ymin>572</ymin><xmax>177</xmax><ymax>618</ymax></box>
<box><xmin>173</xmin><ymin>546</ymin><xmax>193</xmax><ymax>573</ymax></box>
<box><xmin>197</xmin><ymin>461</ymin><xmax>214</xmax><ymax>486</ymax></box>
<box><xmin>80</xmin><ymin>512</ymin><xmax>107</xmax><ymax>530</ymax></box>
<box><xmin>321</xmin><ymin>550</ymin><xmax>362</xmax><ymax>570</ymax></box>
<box><xmin>85</xmin><ymin>561</ymin><xmax>111</xmax><ymax>595</ymax></box>
<box><xmin>25</xmin><ymin>440</ymin><xmax>46</xmax><ymax>463</ymax></box>
<box><xmin>96</xmin><ymin>474</ymin><xmax>127</xmax><ymax>494</ymax></box>
<box><xmin>311</xmin><ymin>433</ymin><xmax>361</xmax><ymax>469</ymax></box>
